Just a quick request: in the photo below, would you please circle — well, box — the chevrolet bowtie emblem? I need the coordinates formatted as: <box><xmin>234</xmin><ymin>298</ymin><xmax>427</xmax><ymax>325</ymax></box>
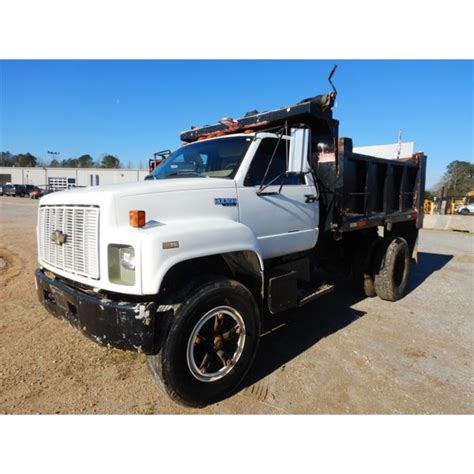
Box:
<box><xmin>51</xmin><ymin>230</ymin><xmax>67</xmax><ymax>245</ymax></box>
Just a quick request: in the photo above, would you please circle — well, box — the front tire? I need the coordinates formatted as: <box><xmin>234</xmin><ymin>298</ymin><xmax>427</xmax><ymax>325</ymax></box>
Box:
<box><xmin>147</xmin><ymin>277</ymin><xmax>261</xmax><ymax>408</ymax></box>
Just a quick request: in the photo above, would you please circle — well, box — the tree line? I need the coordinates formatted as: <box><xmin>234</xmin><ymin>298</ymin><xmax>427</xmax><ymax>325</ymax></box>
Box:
<box><xmin>0</xmin><ymin>151</ymin><xmax>122</xmax><ymax>169</ymax></box>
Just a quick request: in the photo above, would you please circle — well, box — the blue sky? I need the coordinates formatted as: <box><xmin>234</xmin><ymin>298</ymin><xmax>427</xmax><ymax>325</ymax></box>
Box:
<box><xmin>0</xmin><ymin>60</ymin><xmax>472</xmax><ymax>188</ymax></box>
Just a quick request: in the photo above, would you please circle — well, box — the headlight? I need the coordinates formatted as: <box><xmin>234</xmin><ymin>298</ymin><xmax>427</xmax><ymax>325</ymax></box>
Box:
<box><xmin>108</xmin><ymin>244</ymin><xmax>135</xmax><ymax>286</ymax></box>
<box><xmin>120</xmin><ymin>247</ymin><xmax>136</xmax><ymax>270</ymax></box>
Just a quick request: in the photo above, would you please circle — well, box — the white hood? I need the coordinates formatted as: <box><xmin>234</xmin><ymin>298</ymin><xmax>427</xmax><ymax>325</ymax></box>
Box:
<box><xmin>40</xmin><ymin>177</ymin><xmax>235</xmax><ymax>206</ymax></box>
<box><xmin>39</xmin><ymin>177</ymin><xmax>240</xmax><ymax>228</ymax></box>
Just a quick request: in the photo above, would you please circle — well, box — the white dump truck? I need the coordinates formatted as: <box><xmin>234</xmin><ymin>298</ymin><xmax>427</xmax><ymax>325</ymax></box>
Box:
<box><xmin>35</xmin><ymin>74</ymin><xmax>426</xmax><ymax>407</ymax></box>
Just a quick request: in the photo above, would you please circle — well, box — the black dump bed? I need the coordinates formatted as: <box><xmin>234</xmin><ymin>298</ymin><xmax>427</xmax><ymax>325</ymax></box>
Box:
<box><xmin>317</xmin><ymin>138</ymin><xmax>426</xmax><ymax>234</ymax></box>
<box><xmin>180</xmin><ymin>94</ymin><xmax>426</xmax><ymax>235</ymax></box>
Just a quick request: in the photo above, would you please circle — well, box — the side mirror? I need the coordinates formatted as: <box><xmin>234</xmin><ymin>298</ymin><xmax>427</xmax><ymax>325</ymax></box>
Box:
<box><xmin>288</xmin><ymin>128</ymin><xmax>310</xmax><ymax>174</ymax></box>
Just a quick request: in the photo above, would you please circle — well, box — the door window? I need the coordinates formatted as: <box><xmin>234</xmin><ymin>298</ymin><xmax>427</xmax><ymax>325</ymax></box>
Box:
<box><xmin>245</xmin><ymin>138</ymin><xmax>305</xmax><ymax>186</ymax></box>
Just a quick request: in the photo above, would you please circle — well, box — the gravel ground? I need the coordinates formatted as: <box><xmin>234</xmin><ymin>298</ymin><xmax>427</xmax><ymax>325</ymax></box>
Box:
<box><xmin>0</xmin><ymin>196</ymin><xmax>472</xmax><ymax>414</ymax></box>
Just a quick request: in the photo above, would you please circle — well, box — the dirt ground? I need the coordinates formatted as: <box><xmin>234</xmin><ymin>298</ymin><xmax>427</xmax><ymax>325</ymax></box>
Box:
<box><xmin>0</xmin><ymin>196</ymin><xmax>472</xmax><ymax>414</ymax></box>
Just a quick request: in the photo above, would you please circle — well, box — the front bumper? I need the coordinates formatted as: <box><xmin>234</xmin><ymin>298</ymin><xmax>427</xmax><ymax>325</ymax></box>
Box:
<box><xmin>35</xmin><ymin>268</ymin><xmax>161</xmax><ymax>354</ymax></box>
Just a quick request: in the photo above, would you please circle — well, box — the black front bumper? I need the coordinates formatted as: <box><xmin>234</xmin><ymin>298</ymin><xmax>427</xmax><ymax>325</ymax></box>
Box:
<box><xmin>35</xmin><ymin>268</ymin><xmax>161</xmax><ymax>354</ymax></box>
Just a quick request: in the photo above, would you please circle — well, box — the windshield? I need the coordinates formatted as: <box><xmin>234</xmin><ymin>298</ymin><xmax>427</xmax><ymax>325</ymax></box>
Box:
<box><xmin>149</xmin><ymin>136</ymin><xmax>252</xmax><ymax>180</ymax></box>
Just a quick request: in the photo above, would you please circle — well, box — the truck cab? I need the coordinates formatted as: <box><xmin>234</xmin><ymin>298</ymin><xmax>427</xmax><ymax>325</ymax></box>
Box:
<box><xmin>149</xmin><ymin>132</ymin><xmax>319</xmax><ymax>259</ymax></box>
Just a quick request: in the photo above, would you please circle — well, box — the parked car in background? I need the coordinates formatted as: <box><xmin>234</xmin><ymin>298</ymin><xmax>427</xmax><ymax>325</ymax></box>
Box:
<box><xmin>457</xmin><ymin>204</ymin><xmax>474</xmax><ymax>215</ymax></box>
<box><xmin>25</xmin><ymin>185</ymin><xmax>38</xmax><ymax>194</ymax></box>
<box><xmin>0</xmin><ymin>184</ymin><xmax>4</xmax><ymax>196</ymax></box>
<box><xmin>29</xmin><ymin>188</ymin><xmax>42</xmax><ymax>199</ymax></box>
<box><xmin>30</xmin><ymin>186</ymin><xmax>56</xmax><ymax>199</ymax></box>
<box><xmin>4</xmin><ymin>184</ymin><xmax>29</xmax><ymax>197</ymax></box>
<box><xmin>3</xmin><ymin>184</ymin><xmax>14</xmax><ymax>196</ymax></box>
<box><xmin>28</xmin><ymin>186</ymin><xmax>41</xmax><ymax>199</ymax></box>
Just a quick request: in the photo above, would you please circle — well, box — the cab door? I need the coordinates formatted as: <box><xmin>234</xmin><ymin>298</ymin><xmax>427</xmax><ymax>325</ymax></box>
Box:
<box><xmin>237</xmin><ymin>136</ymin><xmax>319</xmax><ymax>259</ymax></box>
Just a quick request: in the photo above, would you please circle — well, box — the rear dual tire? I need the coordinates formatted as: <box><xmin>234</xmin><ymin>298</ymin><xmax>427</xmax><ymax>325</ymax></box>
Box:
<box><xmin>374</xmin><ymin>237</ymin><xmax>411</xmax><ymax>301</ymax></box>
<box><xmin>358</xmin><ymin>236</ymin><xmax>411</xmax><ymax>301</ymax></box>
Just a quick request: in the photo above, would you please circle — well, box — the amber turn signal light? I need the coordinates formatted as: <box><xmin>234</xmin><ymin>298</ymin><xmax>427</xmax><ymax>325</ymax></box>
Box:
<box><xmin>129</xmin><ymin>210</ymin><xmax>146</xmax><ymax>228</ymax></box>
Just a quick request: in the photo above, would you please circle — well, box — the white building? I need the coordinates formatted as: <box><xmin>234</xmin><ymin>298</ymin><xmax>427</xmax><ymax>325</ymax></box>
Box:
<box><xmin>0</xmin><ymin>167</ymin><xmax>150</xmax><ymax>189</ymax></box>
<box><xmin>353</xmin><ymin>142</ymin><xmax>415</xmax><ymax>160</ymax></box>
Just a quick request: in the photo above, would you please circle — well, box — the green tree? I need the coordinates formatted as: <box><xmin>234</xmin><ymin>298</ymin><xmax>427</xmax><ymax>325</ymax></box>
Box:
<box><xmin>101</xmin><ymin>154</ymin><xmax>120</xmax><ymax>168</ymax></box>
<box><xmin>441</xmin><ymin>160</ymin><xmax>474</xmax><ymax>196</ymax></box>
<box><xmin>77</xmin><ymin>154</ymin><xmax>94</xmax><ymax>168</ymax></box>
<box><xmin>0</xmin><ymin>151</ymin><xmax>15</xmax><ymax>166</ymax></box>
<box><xmin>50</xmin><ymin>158</ymin><xmax>60</xmax><ymax>167</ymax></box>
<box><xmin>61</xmin><ymin>158</ymin><xmax>78</xmax><ymax>167</ymax></box>
<box><xmin>16</xmin><ymin>153</ymin><xmax>38</xmax><ymax>167</ymax></box>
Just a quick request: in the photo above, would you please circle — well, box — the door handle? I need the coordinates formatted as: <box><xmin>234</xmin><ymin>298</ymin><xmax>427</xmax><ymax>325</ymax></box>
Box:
<box><xmin>304</xmin><ymin>194</ymin><xmax>317</xmax><ymax>203</ymax></box>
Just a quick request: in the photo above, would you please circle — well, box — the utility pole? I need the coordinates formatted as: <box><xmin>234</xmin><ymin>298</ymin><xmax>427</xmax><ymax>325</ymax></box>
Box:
<box><xmin>47</xmin><ymin>151</ymin><xmax>60</xmax><ymax>188</ymax></box>
<box><xmin>47</xmin><ymin>150</ymin><xmax>60</xmax><ymax>166</ymax></box>
<box><xmin>396</xmin><ymin>130</ymin><xmax>402</xmax><ymax>160</ymax></box>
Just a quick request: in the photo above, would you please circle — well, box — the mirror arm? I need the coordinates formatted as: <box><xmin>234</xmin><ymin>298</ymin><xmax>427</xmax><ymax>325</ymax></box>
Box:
<box><xmin>256</xmin><ymin>171</ymin><xmax>286</xmax><ymax>195</ymax></box>
<box><xmin>257</xmin><ymin>129</ymin><xmax>285</xmax><ymax>195</ymax></box>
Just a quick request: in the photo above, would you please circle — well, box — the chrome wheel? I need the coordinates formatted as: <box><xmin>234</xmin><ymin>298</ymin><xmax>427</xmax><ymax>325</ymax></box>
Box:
<box><xmin>186</xmin><ymin>306</ymin><xmax>246</xmax><ymax>382</ymax></box>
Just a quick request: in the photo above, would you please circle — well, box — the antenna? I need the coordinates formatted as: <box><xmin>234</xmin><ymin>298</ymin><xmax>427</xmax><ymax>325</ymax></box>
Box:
<box><xmin>296</xmin><ymin>64</ymin><xmax>339</xmax><ymax>109</ymax></box>
<box><xmin>396</xmin><ymin>129</ymin><xmax>402</xmax><ymax>159</ymax></box>
<box><xmin>328</xmin><ymin>64</ymin><xmax>338</xmax><ymax>97</ymax></box>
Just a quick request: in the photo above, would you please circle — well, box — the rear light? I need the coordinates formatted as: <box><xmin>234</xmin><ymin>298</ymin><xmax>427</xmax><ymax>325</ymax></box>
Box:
<box><xmin>129</xmin><ymin>210</ymin><xmax>146</xmax><ymax>228</ymax></box>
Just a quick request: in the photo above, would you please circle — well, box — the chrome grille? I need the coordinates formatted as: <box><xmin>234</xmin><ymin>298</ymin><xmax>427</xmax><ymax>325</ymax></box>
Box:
<box><xmin>38</xmin><ymin>205</ymin><xmax>100</xmax><ymax>279</ymax></box>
